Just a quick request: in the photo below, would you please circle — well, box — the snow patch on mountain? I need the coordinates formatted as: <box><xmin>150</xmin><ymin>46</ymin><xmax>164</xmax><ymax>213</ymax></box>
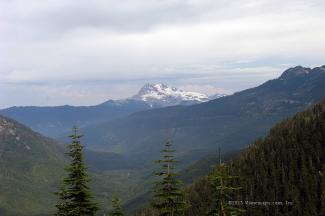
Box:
<box><xmin>132</xmin><ymin>83</ymin><xmax>220</xmax><ymax>107</ymax></box>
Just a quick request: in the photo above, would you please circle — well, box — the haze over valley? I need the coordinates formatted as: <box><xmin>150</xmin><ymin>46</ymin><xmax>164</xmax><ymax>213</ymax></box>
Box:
<box><xmin>0</xmin><ymin>0</ymin><xmax>324</xmax><ymax>215</ymax></box>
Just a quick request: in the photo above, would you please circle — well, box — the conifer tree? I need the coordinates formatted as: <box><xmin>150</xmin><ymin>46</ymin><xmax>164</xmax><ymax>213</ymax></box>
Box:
<box><xmin>210</xmin><ymin>163</ymin><xmax>244</xmax><ymax>216</ymax></box>
<box><xmin>151</xmin><ymin>141</ymin><xmax>187</xmax><ymax>216</ymax></box>
<box><xmin>209</xmin><ymin>149</ymin><xmax>244</xmax><ymax>216</ymax></box>
<box><xmin>108</xmin><ymin>197</ymin><xmax>125</xmax><ymax>216</ymax></box>
<box><xmin>55</xmin><ymin>126</ymin><xmax>98</xmax><ymax>216</ymax></box>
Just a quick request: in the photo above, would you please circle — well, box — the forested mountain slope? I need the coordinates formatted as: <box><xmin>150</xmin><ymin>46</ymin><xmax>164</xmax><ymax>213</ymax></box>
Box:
<box><xmin>184</xmin><ymin>99</ymin><xmax>325</xmax><ymax>216</ymax></box>
<box><xmin>0</xmin><ymin>115</ymin><xmax>65</xmax><ymax>215</ymax></box>
<box><xmin>0</xmin><ymin>115</ymin><xmax>142</xmax><ymax>216</ymax></box>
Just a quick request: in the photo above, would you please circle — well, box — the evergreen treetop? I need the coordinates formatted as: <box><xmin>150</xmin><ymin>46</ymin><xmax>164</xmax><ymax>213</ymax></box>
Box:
<box><xmin>55</xmin><ymin>126</ymin><xmax>98</xmax><ymax>216</ymax></box>
<box><xmin>151</xmin><ymin>141</ymin><xmax>187</xmax><ymax>216</ymax></box>
<box><xmin>210</xmin><ymin>162</ymin><xmax>244</xmax><ymax>216</ymax></box>
<box><xmin>108</xmin><ymin>196</ymin><xmax>125</xmax><ymax>216</ymax></box>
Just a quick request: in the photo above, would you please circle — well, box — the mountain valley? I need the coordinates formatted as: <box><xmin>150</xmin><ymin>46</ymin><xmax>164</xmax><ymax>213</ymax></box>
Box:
<box><xmin>0</xmin><ymin>65</ymin><xmax>324</xmax><ymax>215</ymax></box>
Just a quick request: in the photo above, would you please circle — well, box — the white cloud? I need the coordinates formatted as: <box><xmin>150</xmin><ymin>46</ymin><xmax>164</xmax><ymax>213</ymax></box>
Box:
<box><xmin>0</xmin><ymin>0</ymin><xmax>325</xmax><ymax>107</ymax></box>
<box><xmin>179</xmin><ymin>84</ymin><xmax>231</xmax><ymax>96</ymax></box>
<box><xmin>0</xmin><ymin>82</ymin><xmax>141</xmax><ymax>108</ymax></box>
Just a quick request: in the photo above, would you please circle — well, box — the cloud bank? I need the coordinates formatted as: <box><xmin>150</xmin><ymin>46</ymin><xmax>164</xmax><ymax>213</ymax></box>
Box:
<box><xmin>1</xmin><ymin>0</ymin><xmax>325</xmax><ymax>107</ymax></box>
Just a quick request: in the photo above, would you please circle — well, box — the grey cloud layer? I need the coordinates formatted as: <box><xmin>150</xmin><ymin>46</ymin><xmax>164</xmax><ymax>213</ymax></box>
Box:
<box><xmin>1</xmin><ymin>0</ymin><xmax>258</xmax><ymax>36</ymax></box>
<box><xmin>1</xmin><ymin>0</ymin><xmax>325</xmax><ymax>107</ymax></box>
<box><xmin>3</xmin><ymin>0</ymin><xmax>324</xmax><ymax>38</ymax></box>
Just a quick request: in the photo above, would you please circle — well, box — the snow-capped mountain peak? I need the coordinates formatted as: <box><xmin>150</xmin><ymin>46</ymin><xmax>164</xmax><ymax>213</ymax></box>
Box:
<box><xmin>132</xmin><ymin>83</ymin><xmax>210</xmax><ymax>107</ymax></box>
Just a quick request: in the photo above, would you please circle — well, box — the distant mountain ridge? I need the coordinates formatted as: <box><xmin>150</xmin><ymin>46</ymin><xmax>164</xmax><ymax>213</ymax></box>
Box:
<box><xmin>79</xmin><ymin>65</ymin><xmax>325</xmax><ymax>162</ymax></box>
<box><xmin>0</xmin><ymin>101</ymin><xmax>150</xmax><ymax>137</ymax></box>
<box><xmin>0</xmin><ymin>83</ymin><xmax>214</xmax><ymax>137</ymax></box>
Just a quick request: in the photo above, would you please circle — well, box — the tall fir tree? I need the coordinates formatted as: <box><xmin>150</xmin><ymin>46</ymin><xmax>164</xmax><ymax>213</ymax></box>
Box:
<box><xmin>55</xmin><ymin>126</ymin><xmax>98</xmax><ymax>216</ymax></box>
<box><xmin>209</xmin><ymin>149</ymin><xmax>244</xmax><ymax>216</ymax></box>
<box><xmin>108</xmin><ymin>197</ymin><xmax>125</xmax><ymax>216</ymax></box>
<box><xmin>151</xmin><ymin>141</ymin><xmax>187</xmax><ymax>216</ymax></box>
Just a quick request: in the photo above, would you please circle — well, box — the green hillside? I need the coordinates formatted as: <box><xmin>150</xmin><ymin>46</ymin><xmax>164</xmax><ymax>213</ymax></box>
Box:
<box><xmin>0</xmin><ymin>116</ymin><xmax>66</xmax><ymax>215</ymax></box>
<box><xmin>184</xmin><ymin>100</ymin><xmax>325</xmax><ymax>215</ymax></box>
<box><xmin>0</xmin><ymin>116</ymin><xmax>144</xmax><ymax>216</ymax></box>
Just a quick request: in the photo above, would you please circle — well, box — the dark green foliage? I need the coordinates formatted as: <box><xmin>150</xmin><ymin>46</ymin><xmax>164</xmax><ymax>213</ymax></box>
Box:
<box><xmin>133</xmin><ymin>208</ymin><xmax>157</xmax><ymax>216</ymax></box>
<box><xmin>0</xmin><ymin>115</ymin><xmax>146</xmax><ymax>216</ymax></box>
<box><xmin>183</xmin><ymin>176</ymin><xmax>214</xmax><ymax>216</ymax></box>
<box><xmin>232</xmin><ymin>102</ymin><xmax>325</xmax><ymax>216</ymax></box>
<box><xmin>184</xmin><ymin>100</ymin><xmax>325</xmax><ymax>216</ymax></box>
<box><xmin>128</xmin><ymin>151</ymin><xmax>240</xmax><ymax>215</ymax></box>
<box><xmin>209</xmin><ymin>163</ymin><xmax>244</xmax><ymax>216</ymax></box>
<box><xmin>151</xmin><ymin>141</ymin><xmax>187</xmax><ymax>216</ymax></box>
<box><xmin>0</xmin><ymin>115</ymin><xmax>67</xmax><ymax>216</ymax></box>
<box><xmin>180</xmin><ymin>150</ymin><xmax>241</xmax><ymax>185</ymax></box>
<box><xmin>109</xmin><ymin>197</ymin><xmax>125</xmax><ymax>216</ymax></box>
<box><xmin>55</xmin><ymin>126</ymin><xmax>98</xmax><ymax>216</ymax></box>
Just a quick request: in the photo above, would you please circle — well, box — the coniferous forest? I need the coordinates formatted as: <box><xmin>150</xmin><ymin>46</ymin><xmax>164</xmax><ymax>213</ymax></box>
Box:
<box><xmin>53</xmin><ymin>100</ymin><xmax>325</xmax><ymax>215</ymax></box>
<box><xmin>183</xmin><ymin>101</ymin><xmax>325</xmax><ymax>216</ymax></box>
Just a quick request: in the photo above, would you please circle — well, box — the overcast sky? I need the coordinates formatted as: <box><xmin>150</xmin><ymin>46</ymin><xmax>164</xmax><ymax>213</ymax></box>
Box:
<box><xmin>1</xmin><ymin>0</ymin><xmax>325</xmax><ymax>108</ymax></box>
